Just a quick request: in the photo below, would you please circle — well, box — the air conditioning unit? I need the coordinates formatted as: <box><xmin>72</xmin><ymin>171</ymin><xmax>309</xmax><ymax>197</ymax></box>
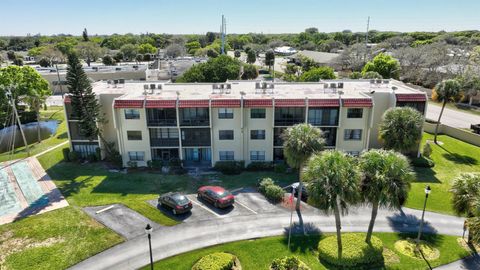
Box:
<box><xmin>337</xmin><ymin>82</ymin><xmax>344</xmax><ymax>89</ymax></box>
<box><xmin>376</xmin><ymin>79</ymin><xmax>382</xmax><ymax>84</ymax></box>
<box><xmin>330</xmin><ymin>83</ymin><xmax>337</xmax><ymax>88</ymax></box>
<box><xmin>143</xmin><ymin>84</ymin><xmax>149</xmax><ymax>90</ymax></box>
<box><xmin>225</xmin><ymin>84</ymin><xmax>232</xmax><ymax>89</ymax></box>
<box><xmin>150</xmin><ymin>84</ymin><xmax>156</xmax><ymax>89</ymax></box>
<box><xmin>157</xmin><ymin>84</ymin><xmax>163</xmax><ymax>90</ymax></box>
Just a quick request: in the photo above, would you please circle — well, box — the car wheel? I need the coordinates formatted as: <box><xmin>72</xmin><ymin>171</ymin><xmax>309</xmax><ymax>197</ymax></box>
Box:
<box><xmin>172</xmin><ymin>208</ymin><xmax>177</xmax><ymax>215</ymax></box>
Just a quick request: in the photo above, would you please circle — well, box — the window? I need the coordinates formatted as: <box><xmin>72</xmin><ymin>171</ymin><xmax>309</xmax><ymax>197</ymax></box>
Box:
<box><xmin>347</xmin><ymin>108</ymin><xmax>363</xmax><ymax>118</ymax></box>
<box><xmin>219</xmin><ymin>151</ymin><xmax>234</xmax><ymax>160</ymax></box>
<box><xmin>180</xmin><ymin>108</ymin><xmax>209</xmax><ymax>126</ymax></box>
<box><xmin>274</xmin><ymin>107</ymin><xmax>305</xmax><ymax>126</ymax></box>
<box><xmin>219</xmin><ymin>130</ymin><xmax>234</xmax><ymax>140</ymax></box>
<box><xmin>250</xmin><ymin>108</ymin><xmax>266</xmax><ymax>119</ymax></box>
<box><xmin>250</xmin><ymin>151</ymin><xmax>265</xmax><ymax>161</ymax></box>
<box><xmin>218</xmin><ymin>108</ymin><xmax>234</xmax><ymax>119</ymax></box>
<box><xmin>125</xmin><ymin>109</ymin><xmax>140</xmax><ymax>119</ymax></box>
<box><xmin>344</xmin><ymin>129</ymin><xmax>362</xmax><ymax>140</ymax></box>
<box><xmin>127</xmin><ymin>131</ymin><xmax>142</xmax><ymax>140</ymax></box>
<box><xmin>146</xmin><ymin>108</ymin><xmax>176</xmax><ymax>126</ymax></box>
<box><xmin>308</xmin><ymin>108</ymin><xmax>339</xmax><ymax>126</ymax></box>
<box><xmin>128</xmin><ymin>151</ymin><xmax>145</xmax><ymax>161</ymax></box>
<box><xmin>250</xmin><ymin>130</ymin><xmax>266</xmax><ymax>140</ymax></box>
<box><xmin>346</xmin><ymin>151</ymin><xmax>360</xmax><ymax>156</ymax></box>
<box><xmin>150</xmin><ymin>128</ymin><xmax>179</xmax><ymax>139</ymax></box>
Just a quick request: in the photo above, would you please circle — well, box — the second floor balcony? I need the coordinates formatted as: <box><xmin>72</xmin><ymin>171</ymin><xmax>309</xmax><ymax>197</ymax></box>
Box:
<box><xmin>146</xmin><ymin>108</ymin><xmax>177</xmax><ymax>127</ymax></box>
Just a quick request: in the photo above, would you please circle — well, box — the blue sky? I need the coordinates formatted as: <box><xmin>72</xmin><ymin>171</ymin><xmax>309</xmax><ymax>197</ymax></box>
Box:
<box><xmin>1</xmin><ymin>0</ymin><xmax>479</xmax><ymax>35</ymax></box>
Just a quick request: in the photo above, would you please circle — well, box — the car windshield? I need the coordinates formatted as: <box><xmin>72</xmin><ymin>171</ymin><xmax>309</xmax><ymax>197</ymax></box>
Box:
<box><xmin>172</xmin><ymin>194</ymin><xmax>189</xmax><ymax>204</ymax></box>
<box><xmin>215</xmin><ymin>190</ymin><xmax>231</xmax><ymax>198</ymax></box>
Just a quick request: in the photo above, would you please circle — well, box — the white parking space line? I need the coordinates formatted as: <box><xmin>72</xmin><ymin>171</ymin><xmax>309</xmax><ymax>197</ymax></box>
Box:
<box><xmin>235</xmin><ymin>200</ymin><xmax>258</xmax><ymax>215</ymax></box>
<box><xmin>188</xmin><ymin>196</ymin><xmax>222</xmax><ymax>218</ymax></box>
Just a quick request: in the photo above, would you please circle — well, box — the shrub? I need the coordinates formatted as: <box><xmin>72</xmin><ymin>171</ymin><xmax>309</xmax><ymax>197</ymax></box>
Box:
<box><xmin>318</xmin><ymin>233</ymin><xmax>384</xmax><ymax>269</ymax></box>
<box><xmin>127</xmin><ymin>161</ymin><xmax>138</xmax><ymax>168</ymax></box>
<box><xmin>423</xmin><ymin>142</ymin><xmax>432</xmax><ymax>158</ymax></box>
<box><xmin>274</xmin><ymin>163</ymin><xmax>288</xmax><ymax>173</ymax></box>
<box><xmin>214</xmin><ymin>161</ymin><xmax>244</xmax><ymax>175</ymax></box>
<box><xmin>62</xmin><ymin>148</ymin><xmax>71</xmax><ymax>162</ymax></box>
<box><xmin>411</xmin><ymin>156</ymin><xmax>435</xmax><ymax>168</ymax></box>
<box><xmin>68</xmin><ymin>151</ymin><xmax>79</xmax><ymax>162</ymax></box>
<box><xmin>87</xmin><ymin>153</ymin><xmax>97</xmax><ymax>162</ymax></box>
<box><xmin>246</xmin><ymin>161</ymin><xmax>274</xmax><ymax>171</ymax></box>
<box><xmin>168</xmin><ymin>158</ymin><xmax>182</xmax><ymax>167</ymax></box>
<box><xmin>258</xmin><ymin>177</ymin><xmax>275</xmax><ymax>194</ymax></box>
<box><xmin>265</xmin><ymin>184</ymin><xmax>285</xmax><ymax>203</ymax></box>
<box><xmin>95</xmin><ymin>147</ymin><xmax>102</xmax><ymax>161</ymax></box>
<box><xmin>270</xmin><ymin>256</ymin><xmax>311</xmax><ymax>270</ymax></box>
<box><xmin>148</xmin><ymin>160</ymin><xmax>163</xmax><ymax>170</ymax></box>
<box><xmin>192</xmin><ymin>252</ymin><xmax>236</xmax><ymax>270</ymax></box>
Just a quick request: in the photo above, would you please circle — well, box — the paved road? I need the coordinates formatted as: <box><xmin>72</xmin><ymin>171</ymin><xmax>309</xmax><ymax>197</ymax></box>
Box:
<box><xmin>70</xmin><ymin>204</ymin><xmax>466</xmax><ymax>270</ymax></box>
<box><xmin>426</xmin><ymin>103</ymin><xmax>480</xmax><ymax>128</ymax></box>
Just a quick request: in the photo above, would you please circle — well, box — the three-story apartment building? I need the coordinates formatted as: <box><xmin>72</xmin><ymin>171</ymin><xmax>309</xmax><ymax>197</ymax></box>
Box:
<box><xmin>64</xmin><ymin>79</ymin><xmax>427</xmax><ymax>167</ymax></box>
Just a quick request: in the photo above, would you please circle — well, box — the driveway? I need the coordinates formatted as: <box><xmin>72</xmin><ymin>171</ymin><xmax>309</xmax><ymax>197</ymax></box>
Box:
<box><xmin>71</xmin><ymin>192</ymin><xmax>467</xmax><ymax>270</ymax></box>
<box><xmin>426</xmin><ymin>103</ymin><xmax>480</xmax><ymax>128</ymax></box>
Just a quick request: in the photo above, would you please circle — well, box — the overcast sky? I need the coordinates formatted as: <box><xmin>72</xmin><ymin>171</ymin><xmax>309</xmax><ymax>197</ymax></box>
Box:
<box><xmin>1</xmin><ymin>0</ymin><xmax>479</xmax><ymax>36</ymax></box>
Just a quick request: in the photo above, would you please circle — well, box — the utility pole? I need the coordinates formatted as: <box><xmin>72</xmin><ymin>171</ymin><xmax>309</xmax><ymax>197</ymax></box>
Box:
<box><xmin>6</xmin><ymin>87</ymin><xmax>30</xmax><ymax>156</ymax></box>
<box><xmin>365</xmin><ymin>16</ymin><xmax>370</xmax><ymax>62</ymax></box>
<box><xmin>220</xmin><ymin>15</ymin><xmax>226</xmax><ymax>55</ymax></box>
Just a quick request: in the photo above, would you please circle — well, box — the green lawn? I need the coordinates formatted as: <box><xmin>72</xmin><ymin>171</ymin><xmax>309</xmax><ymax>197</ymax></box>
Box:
<box><xmin>0</xmin><ymin>207</ymin><xmax>123</xmax><ymax>270</ymax></box>
<box><xmin>0</xmin><ymin>106</ymin><xmax>68</xmax><ymax>162</ymax></box>
<box><xmin>38</xmin><ymin>145</ymin><xmax>297</xmax><ymax>226</ymax></box>
<box><xmin>147</xmin><ymin>233</ymin><xmax>470</xmax><ymax>270</ymax></box>
<box><xmin>405</xmin><ymin>133</ymin><xmax>480</xmax><ymax>215</ymax></box>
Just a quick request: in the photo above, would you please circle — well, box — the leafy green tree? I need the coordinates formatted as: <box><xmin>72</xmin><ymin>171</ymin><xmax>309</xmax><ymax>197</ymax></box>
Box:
<box><xmin>55</xmin><ymin>40</ymin><xmax>76</xmax><ymax>55</ymax></box>
<box><xmin>102</xmin><ymin>55</ymin><xmax>116</xmax><ymax>66</ymax></box>
<box><xmin>82</xmin><ymin>28</ymin><xmax>89</xmax><ymax>42</ymax></box>
<box><xmin>135</xmin><ymin>54</ymin><xmax>144</xmax><ymax>62</ymax></box>
<box><xmin>359</xmin><ymin>149</ymin><xmax>413</xmax><ymax>244</ymax></box>
<box><xmin>38</xmin><ymin>57</ymin><xmax>51</xmax><ymax>67</ymax></box>
<box><xmin>13</xmin><ymin>56</ymin><xmax>24</xmax><ymax>66</ymax></box>
<box><xmin>246</xmin><ymin>50</ymin><xmax>256</xmax><ymax>64</ymax></box>
<box><xmin>205</xmin><ymin>32</ymin><xmax>217</xmax><ymax>44</ymax></box>
<box><xmin>349</xmin><ymin>71</ymin><xmax>362</xmax><ymax>79</ymax></box>
<box><xmin>451</xmin><ymin>173</ymin><xmax>480</xmax><ymax>244</ymax></box>
<box><xmin>76</xmin><ymin>42</ymin><xmax>104</xmax><ymax>66</ymax></box>
<box><xmin>265</xmin><ymin>50</ymin><xmax>275</xmax><ymax>71</ymax></box>
<box><xmin>362</xmin><ymin>71</ymin><xmax>383</xmax><ymax>79</ymax></box>
<box><xmin>24</xmin><ymin>84</ymin><xmax>51</xmax><ymax>142</ymax></box>
<box><xmin>6</xmin><ymin>51</ymin><xmax>16</xmax><ymax>61</ymax></box>
<box><xmin>304</xmin><ymin>150</ymin><xmax>361</xmax><ymax>258</ymax></box>
<box><xmin>433</xmin><ymin>79</ymin><xmax>461</xmax><ymax>143</ymax></box>
<box><xmin>378</xmin><ymin>107</ymin><xmax>424</xmax><ymax>154</ymax></box>
<box><xmin>138</xmin><ymin>43</ymin><xmax>157</xmax><ymax>54</ymax></box>
<box><xmin>113</xmin><ymin>52</ymin><xmax>124</xmax><ymax>63</ymax></box>
<box><xmin>241</xmin><ymin>64</ymin><xmax>258</xmax><ymax>80</ymax></box>
<box><xmin>299</xmin><ymin>56</ymin><xmax>319</xmax><ymax>72</ymax></box>
<box><xmin>177</xmin><ymin>55</ymin><xmax>242</xmax><ymax>83</ymax></box>
<box><xmin>165</xmin><ymin>43</ymin><xmax>186</xmax><ymax>58</ymax></box>
<box><xmin>206</xmin><ymin>48</ymin><xmax>219</xmax><ymax>58</ymax></box>
<box><xmin>186</xmin><ymin>41</ymin><xmax>201</xmax><ymax>55</ymax></box>
<box><xmin>282</xmin><ymin>124</ymin><xmax>325</xmax><ymax>210</ymax></box>
<box><xmin>299</xmin><ymin>67</ymin><xmax>336</xmax><ymax>82</ymax></box>
<box><xmin>456</xmin><ymin>68</ymin><xmax>480</xmax><ymax>106</ymax></box>
<box><xmin>120</xmin><ymin>44</ymin><xmax>138</xmax><ymax>61</ymax></box>
<box><xmin>66</xmin><ymin>53</ymin><xmax>101</xmax><ymax>139</ymax></box>
<box><xmin>362</xmin><ymin>53</ymin><xmax>400</xmax><ymax>79</ymax></box>
<box><xmin>234</xmin><ymin>50</ymin><xmax>241</xmax><ymax>58</ymax></box>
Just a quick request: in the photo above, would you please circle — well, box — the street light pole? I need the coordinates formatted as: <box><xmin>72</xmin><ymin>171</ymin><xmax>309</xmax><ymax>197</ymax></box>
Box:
<box><xmin>416</xmin><ymin>185</ymin><xmax>431</xmax><ymax>249</ymax></box>
<box><xmin>145</xmin><ymin>224</ymin><xmax>154</xmax><ymax>270</ymax></box>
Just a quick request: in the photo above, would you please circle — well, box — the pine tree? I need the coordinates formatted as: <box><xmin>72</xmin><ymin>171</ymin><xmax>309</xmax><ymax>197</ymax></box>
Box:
<box><xmin>82</xmin><ymin>28</ymin><xmax>89</xmax><ymax>42</ymax></box>
<box><xmin>66</xmin><ymin>53</ymin><xmax>100</xmax><ymax>139</ymax></box>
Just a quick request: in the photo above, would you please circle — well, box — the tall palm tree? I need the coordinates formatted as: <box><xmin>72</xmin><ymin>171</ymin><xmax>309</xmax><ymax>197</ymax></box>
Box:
<box><xmin>282</xmin><ymin>123</ymin><xmax>325</xmax><ymax>210</ymax></box>
<box><xmin>378</xmin><ymin>107</ymin><xmax>423</xmax><ymax>154</ymax></box>
<box><xmin>451</xmin><ymin>173</ymin><xmax>480</xmax><ymax>244</ymax></box>
<box><xmin>433</xmin><ymin>79</ymin><xmax>461</xmax><ymax>144</ymax></box>
<box><xmin>359</xmin><ymin>149</ymin><xmax>413</xmax><ymax>244</ymax></box>
<box><xmin>304</xmin><ymin>150</ymin><xmax>361</xmax><ymax>258</ymax></box>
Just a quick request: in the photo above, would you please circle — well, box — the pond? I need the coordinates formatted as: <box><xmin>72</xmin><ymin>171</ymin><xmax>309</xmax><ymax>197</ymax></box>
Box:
<box><xmin>0</xmin><ymin>120</ymin><xmax>59</xmax><ymax>153</ymax></box>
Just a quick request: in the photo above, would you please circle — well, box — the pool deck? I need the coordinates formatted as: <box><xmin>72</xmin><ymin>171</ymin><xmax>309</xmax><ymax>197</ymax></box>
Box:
<box><xmin>0</xmin><ymin>157</ymin><xmax>69</xmax><ymax>225</ymax></box>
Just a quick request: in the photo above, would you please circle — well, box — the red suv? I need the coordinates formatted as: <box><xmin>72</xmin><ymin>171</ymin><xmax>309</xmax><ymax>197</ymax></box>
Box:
<box><xmin>197</xmin><ymin>186</ymin><xmax>235</xmax><ymax>208</ymax></box>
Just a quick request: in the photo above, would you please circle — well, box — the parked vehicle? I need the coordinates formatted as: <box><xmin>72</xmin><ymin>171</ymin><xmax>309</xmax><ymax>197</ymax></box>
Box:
<box><xmin>197</xmin><ymin>186</ymin><xmax>235</xmax><ymax>208</ymax></box>
<box><xmin>283</xmin><ymin>182</ymin><xmax>308</xmax><ymax>202</ymax></box>
<box><xmin>158</xmin><ymin>192</ymin><xmax>192</xmax><ymax>215</ymax></box>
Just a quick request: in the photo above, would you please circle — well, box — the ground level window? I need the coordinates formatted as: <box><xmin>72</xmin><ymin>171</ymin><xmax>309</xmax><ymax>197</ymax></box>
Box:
<box><xmin>219</xmin><ymin>151</ymin><xmax>234</xmax><ymax>160</ymax></box>
<box><xmin>72</xmin><ymin>143</ymin><xmax>99</xmax><ymax>158</ymax></box>
<box><xmin>250</xmin><ymin>151</ymin><xmax>265</xmax><ymax>161</ymax></box>
<box><xmin>344</xmin><ymin>129</ymin><xmax>362</xmax><ymax>140</ymax></box>
<box><xmin>128</xmin><ymin>151</ymin><xmax>145</xmax><ymax>161</ymax></box>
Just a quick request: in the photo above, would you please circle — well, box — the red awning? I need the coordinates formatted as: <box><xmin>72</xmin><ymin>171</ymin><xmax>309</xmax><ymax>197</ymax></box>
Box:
<box><xmin>396</xmin><ymin>93</ymin><xmax>427</xmax><ymax>102</ymax></box>
<box><xmin>244</xmin><ymin>99</ymin><xmax>273</xmax><ymax>107</ymax></box>
<box><xmin>274</xmin><ymin>99</ymin><xmax>306</xmax><ymax>107</ymax></box>
<box><xmin>342</xmin><ymin>98</ymin><xmax>373</xmax><ymax>107</ymax></box>
<box><xmin>308</xmin><ymin>99</ymin><xmax>340</xmax><ymax>107</ymax></box>
<box><xmin>178</xmin><ymin>99</ymin><xmax>209</xmax><ymax>108</ymax></box>
<box><xmin>64</xmin><ymin>96</ymin><xmax>71</xmax><ymax>104</ymax></box>
<box><xmin>211</xmin><ymin>99</ymin><xmax>241</xmax><ymax>108</ymax></box>
<box><xmin>113</xmin><ymin>99</ymin><xmax>144</xmax><ymax>108</ymax></box>
<box><xmin>145</xmin><ymin>99</ymin><xmax>176</xmax><ymax>108</ymax></box>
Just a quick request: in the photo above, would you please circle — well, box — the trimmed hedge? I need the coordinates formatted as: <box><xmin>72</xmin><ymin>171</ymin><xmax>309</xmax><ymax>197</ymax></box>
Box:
<box><xmin>318</xmin><ymin>233</ymin><xmax>384</xmax><ymax>269</ymax></box>
<box><xmin>270</xmin><ymin>256</ymin><xmax>311</xmax><ymax>270</ymax></box>
<box><xmin>274</xmin><ymin>163</ymin><xmax>288</xmax><ymax>173</ymax></box>
<box><xmin>192</xmin><ymin>252</ymin><xmax>236</xmax><ymax>270</ymax></box>
<box><xmin>214</xmin><ymin>161</ymin><xmax>245</xmax><ymax>175</ymax></box>
<box><xmin>246</xmin><ymin>161</ymin><xmax>274</xmax><ymax>171</ymax></box>
<box><xmin>411</xmin><ymin>156</ymin><xmax>435</xmax><ymax>168</ymax></box>
<box><xmin>258</xmin><ymin>177</ymin><xmax>284</xmax><ymax>203</ymax></box>
<box><xmin>258</xmin><ymin>178</ymin><xmax>275</xmax><ymax>194</ymax></box>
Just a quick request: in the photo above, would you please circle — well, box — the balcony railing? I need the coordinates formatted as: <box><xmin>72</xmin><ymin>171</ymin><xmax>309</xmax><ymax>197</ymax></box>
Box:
<box><xmin>147</xmin><ymin>119</ymin><xmax>177</xmax><ymax>127</ymax></box>
<box><xmin>150</xmin><ymin>138</ymin><xmax>179</xmax><ymax>147</ymax></box>
<box><xmin>180</xmin><ymin>119</ymin><xmax>210</xmax><ymax>127</ymax></box>
<box><xmin>274</xmin><ymin>118</ymin><xmax>305</xmax><ymax>126</ymax></box>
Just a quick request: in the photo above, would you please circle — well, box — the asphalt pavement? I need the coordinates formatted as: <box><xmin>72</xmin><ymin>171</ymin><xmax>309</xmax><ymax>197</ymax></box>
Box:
<box><xmin>426</xmin><ymin>103</ymin><xmax>480</xmax><ymax>128</ymax></box>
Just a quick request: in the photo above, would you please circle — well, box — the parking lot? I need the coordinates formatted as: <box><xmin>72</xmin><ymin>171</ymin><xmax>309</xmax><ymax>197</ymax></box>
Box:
<box><xmin>147</xmin><ymin>188</ymin><xmax>292</xmax><ymax>224</ymax></box>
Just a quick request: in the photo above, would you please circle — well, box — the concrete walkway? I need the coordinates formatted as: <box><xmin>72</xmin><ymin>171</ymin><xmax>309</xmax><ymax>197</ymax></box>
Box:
<box><xmin>33</xmin><ymin>140</ymin><xmax>69</xmax><ymax>158</ymax></box>
<box><xmin>435</xmin><ymin>252</ymin><xmax>480</xmax><ymax>270</ymax></box>
<box><xmin>70</xmin><ymin>206</ymin><xmax>467</xmax><ymax>270</ymax></box>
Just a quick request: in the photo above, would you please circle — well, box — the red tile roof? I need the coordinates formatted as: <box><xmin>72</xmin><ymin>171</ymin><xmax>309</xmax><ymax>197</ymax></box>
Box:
<box><xmin>178</xmin><ymin>100</ymin><xmax>209</xmax><ymax>108</ymax></box>
<box><xmin>274</xmin><ymin>99</ymin><xmax>306</xmax><ymax>107</ymax></box>
<box><xmin>342</xmin><ymin>98</ymin><xmax>373</xmax><ymax>107</ymax></box>
<box><xmin>396</xmin><ymin>93</ymin><xmax>427</xmax><ymax>102</ymax></box>
<box><xmin>113</xmin><ymin>100</ymin><xmax>144</xmax><ymax>108</ymax></box>
<box><xmin>211</xmin><ymin>99</ymin><xmax>241</xmax><ymax>108</ymax></box>
<box><xmin>243</xmin><ymin>99</ymin><xmax>273</xmax><ymax>107</ymax></box>
<box><xmin>308</xmin><ymin>99</ymin><xmax>340</xmax><ymax>107</ymax></box>
<box><xmin>145</xmin><ymin>99</ymin><xmax>176</xmax><ymax>108</ymax></box>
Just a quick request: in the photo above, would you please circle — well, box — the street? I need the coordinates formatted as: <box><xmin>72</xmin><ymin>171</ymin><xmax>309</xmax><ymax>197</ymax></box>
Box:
<box><xmin>426</xmin><ymin>103</ymin><xmax>480</xmax><ymax>128</ymax></box>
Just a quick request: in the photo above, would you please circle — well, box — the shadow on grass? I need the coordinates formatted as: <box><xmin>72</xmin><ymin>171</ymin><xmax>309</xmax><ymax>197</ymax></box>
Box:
<box><xmin>442</xmin><ymin>153</ymin><xmax>478</xmax><ymax>165</ymax></box>
<box><xmin>281</xmin><ymin>223</ymin><xmax>322</xmax><ymax>253</ymax></box>
<box><xmin>413</xmin><ymin>167</ymin><xmax>442</xmax><ymax>184</ymax></box>
<box><xmin>56</xmin><ymin>132</ymin><xmax>68</xmax><ymax>139</ymax></box>
<box><xmin>386</xmin><ymin>211</ymin><xmax>443</xmax><ymax>246</ymax></box>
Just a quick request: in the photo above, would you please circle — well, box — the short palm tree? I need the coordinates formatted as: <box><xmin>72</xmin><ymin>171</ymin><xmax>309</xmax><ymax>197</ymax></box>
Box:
<box><xmin>433</xmin><ymin>79</ymin><xmax>461</xmax><ymax>143</ymax></box>
<box><xmin>282</xmin><ymin>123</ymin><xmax>325</xmax><ymax>210</ymax></box>
<box><xmin>359</xmin><ymin>149</ymin><xmax>413</xmax><ymax>244</ymax></box>
<box><xmin>304</xmin><ymin>150</ymin><xmax>361</xmax><ymax>258</ymax></box>
<box><xmin>378</xmin><ymin>107</ymin><xmax>423</xmax><ymax>154</ymax></box>
<box><xmin>451</xmin><ymin>173</ymin><xmax>480</xmax><ymax>244</ymax></box>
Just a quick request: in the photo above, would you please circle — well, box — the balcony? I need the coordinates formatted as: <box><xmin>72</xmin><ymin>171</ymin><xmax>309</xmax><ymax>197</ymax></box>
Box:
<box><xmin>274</xmin><ymin>127</ymin><xmax>286</xmax><ymax>146</ymax></box>
<box><xmin>181</xmin><ymin>128</ymin><xmax>211</xmax><ymax>146</ymax></box>
<box><xmin>180</xmin><ymin>108</ymin><xmax>209</xmax><ymax>127</ymax></box>
<box><xmin>274</xmin><ymin>108</ymin><xmax>305</xmax><ymax>126</ymax></box>
<box><xmin>150</xmin><ymin>138</ymin><xmax>179</xmax><ymax>147</ymax></box>
<box><xmin>146</xmin><ymin>108</ymin><xmax>177</xmax><ymax>127</ymax></box>
<box><xmin>308</xmin><ymin>108</ymin><xmax>339</xmax><ymax>126</ymax></box>
<box><xmin>147</xmin><ymin>119</ymin><xmax>177</xmax><ymax>127</ymax></box>
<box><xmin>180</xmin><ymin>119</ymin><xmax>210</xmax><ymax>127</ymax></box>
